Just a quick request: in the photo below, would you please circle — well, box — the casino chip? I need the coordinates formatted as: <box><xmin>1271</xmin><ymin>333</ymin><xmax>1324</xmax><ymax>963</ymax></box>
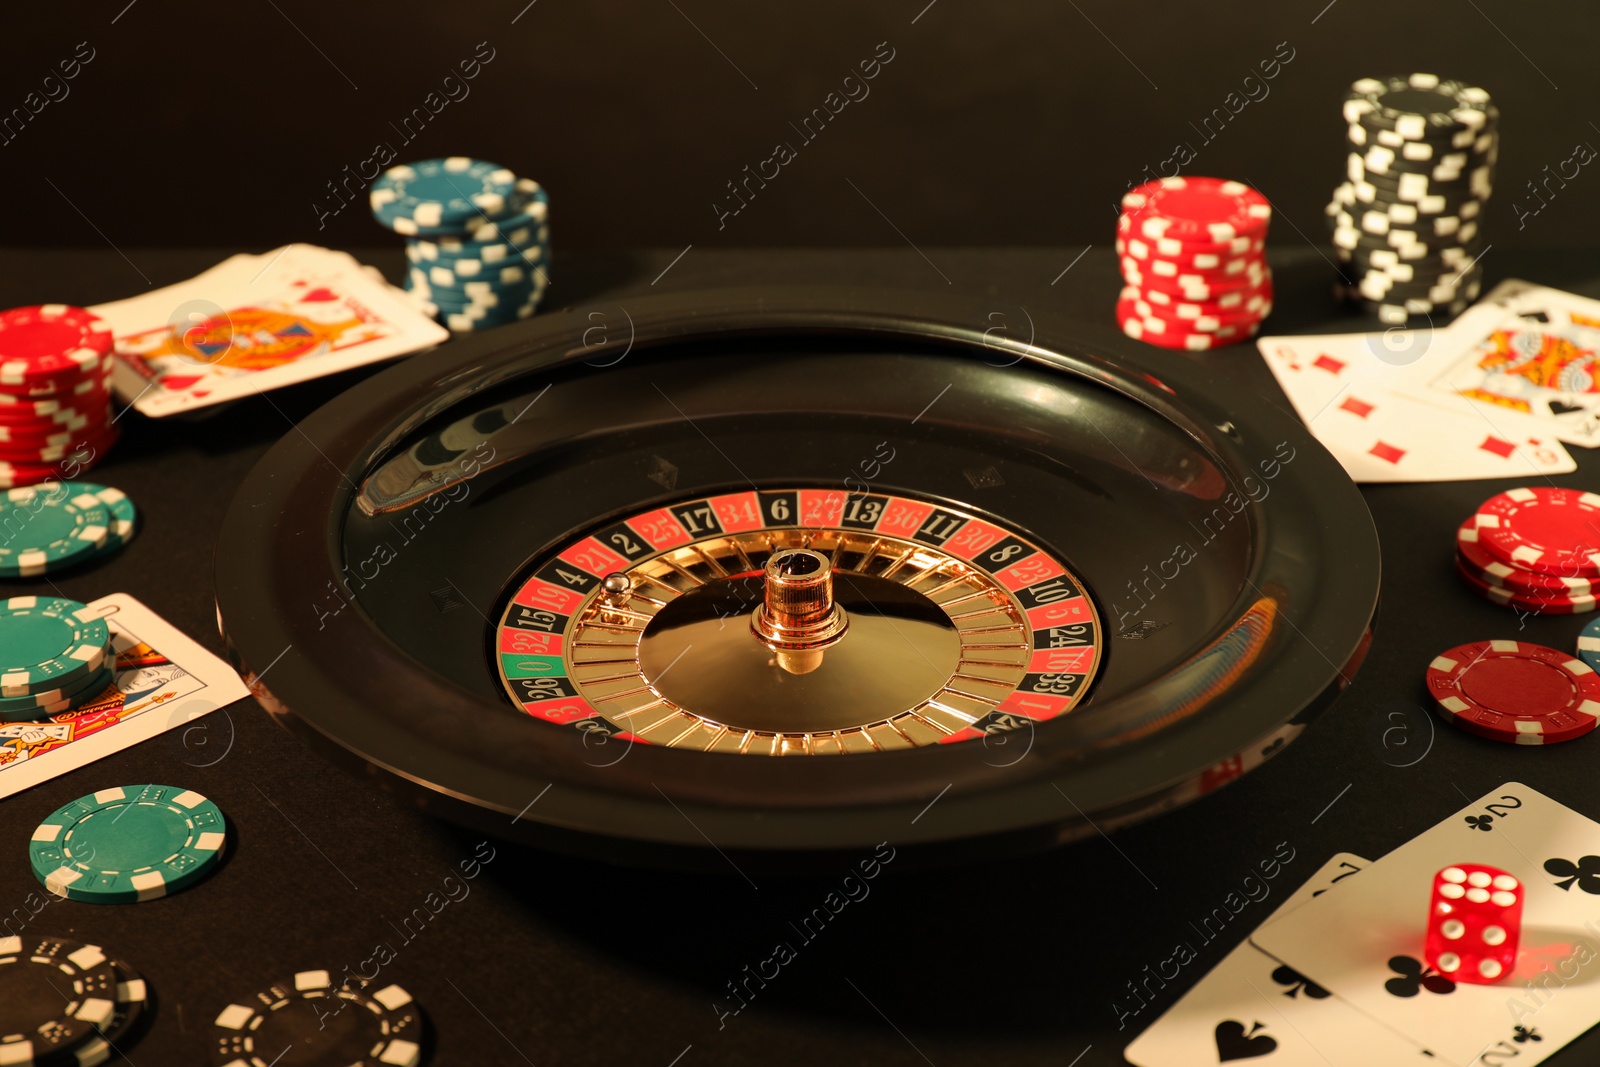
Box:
<box><xmin>1114</xmin><ymin>177</ymin><xmax>1273</xmax><ymax>349</ymax></box>
<box><xmin>0</xmin><ymin>596</ymin><xmax>110</xmax><ymax>697</ymax></box>
<box><xmin>1426</xmin><ymin>640</ymin><xmax>1600</xmax><ymax>744</ymax></box>
<box><xmin>1329</xmin><ymin>75</ymin><xmax>1496</xmax><ymax>325</ymax></box>
<box><xmin>371</xmin><ymin>158</ymin><xmax>549</xmax><ymax>334</ymax></box>
<box><xmin>0</xmin><ymin>935</ymin><xmax>122</xmax><ymax>1062</ymax></box>
<box><xmin>1454</xmin><ymin>489</ymin><xmax>1600</xmax><ymax>613</ymax></box>
<box><xmin>0</xmin><ymin>306</ymin><xmax>118</xmax><ymax>487</ymax></box>
<box><xmin>209</xmin><ymin>970</ymin><xmax>425</xmax><ymax>1067</ymax></box>
<box><xmin>1579</xmin><ymin>617</ymin><xmax>1600</xmax><ymax>673</ymax></box>
<box><xmin>30</xmin><ymin>784</ymin><xmax>228</xmax><ymax>903</ymax></box>
<box><xmin>1468</xmin><ymin>487</ymin><xmax>1600</xmax><ymax>578</ymax></box>
<box><xmin>0</xmin><ymin>481</ymin><xmax>137</xmax><ymax>577</ymax></box>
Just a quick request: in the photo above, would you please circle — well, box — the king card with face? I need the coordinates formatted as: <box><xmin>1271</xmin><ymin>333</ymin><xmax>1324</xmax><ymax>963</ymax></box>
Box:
<box><xmin>1125</xmin><ymin>854</ymin><xmax>1435</xmax><ymax>1066</ymax></box>
<box><xmin>1253</xmin><ymin>782</ymin><xmax>1600</xmax><ymax>1067</ymax></box>
<box><xmin>1409</xmin><ymin>285</ymin><xmax>1600</xmax><ymax>448</ymax></box>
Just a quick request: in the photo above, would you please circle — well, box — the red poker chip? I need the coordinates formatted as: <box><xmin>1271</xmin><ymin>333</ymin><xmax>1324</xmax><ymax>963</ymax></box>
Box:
<box><xmin>1117</xmin><ymin>232</ymin><xmax>1266</xmax><ymax>267</ymax></box>
<box><xmin>1456</xmin><ymin>519</ymin><xmax>1594</xmax><ymax>598</ymax></box>
<box><xmin>0</xmin><ymin>363</ymin><xmax>110</xmax><ymax>399</ymax></box>
<box><xmin>0</xmin><ymin>306</ymin><xmax>113</xmax><ymax>385</ymax></box>
<box><xmin>1425</xmin><ymin>640</ymin><xmax>1600</xmax><ymax>743</ymax></box>
<box><xmin>1119</xmin><ymin>250</ymin><xmax>1267</xmax><ymax>285</ymax></box>
<box><xmin>1124</xmin><ymin>285</ymin><xmax>1273</xmax><ymax>332</ymax></box>
<box><xmin>1468</xmin><ymin>487</ymin><xmax>1600</xmax><ymax>578</ymax></box>
<box><xmin>1115</xmin><ymin>295</ymin><xmax>1254</xmax><ymax>350</ymax></box>
<box><xmin>1120</xmin><ymin>177</ymin><xmax>1272</xmax><ymax>243</ymax></box>
<box><xmin>0</xmin><ymin>416</ymin><xmax>95</xmax><ymax>448</ymax></box>
<box><xmin>0</xmin><ymin>428</ymin><xmax>113</xmax><ymax>462</ymax></box>
<box><xmin>0</xmin><ymin>397</ymin><xmax>108</xmax><ymax>427</ymax></box>
<box><xmin>1124</xmin><ymin>264</ymin><xmax>1272</xmax><ymax>304</ymax></box>
<box><xmin>1455</xmin><ymin>559</ymin><xmax>1598</xmax><ymax>614</ymax></box>
<box><xmin>0</xmin><ymin>420</ymin><xmax>116</xmax><ymax>462</ymax></box>
<box><xmin>1113</xmin><ymin>212</ymin><xmax>1260</xmax><ymax>255</ymax></box>
<box><xmin>0</xmin><ymin>381</ymin><xmax>107</xmax><ymax>415</ymax></box>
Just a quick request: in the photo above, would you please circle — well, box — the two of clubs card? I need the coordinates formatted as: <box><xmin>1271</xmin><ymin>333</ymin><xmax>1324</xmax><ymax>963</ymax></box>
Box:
<box><xmin>1125</xmin><ymin>782</ymin><xmax>1600</xmax><ymax>1066</ymax></box>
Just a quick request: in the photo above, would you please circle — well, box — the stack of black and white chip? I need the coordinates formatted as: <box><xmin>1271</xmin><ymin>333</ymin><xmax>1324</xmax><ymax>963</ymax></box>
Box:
<box><xmin>1327</xmin><ymin>74</ymin><xmax>1497</xmax><ymax>325</ymax></box>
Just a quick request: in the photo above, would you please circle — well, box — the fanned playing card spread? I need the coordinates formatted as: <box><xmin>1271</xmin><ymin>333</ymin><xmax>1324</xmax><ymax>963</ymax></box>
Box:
<box><xmin>1253</xmin><ymin>783</ymin><xmax>1600</xmax><ymax>1067</ymax></box>
<box><xmin>95</xmin><ymin>244</ymin><xmax>446</xmax><ymax>418</ymax></box>
<box><xmin>1257</xmin><ymin>280</ymin><xmax>1579</xmax><ymax>483</ymax></box>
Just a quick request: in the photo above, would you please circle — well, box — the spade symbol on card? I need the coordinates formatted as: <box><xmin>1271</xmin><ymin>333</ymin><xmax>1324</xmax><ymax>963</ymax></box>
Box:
<box><xmin>1518</xmin><ymin>309</ymin><xmax>1551</xmax><ymax>323</ymax></box>
<box><xmin>1214</xmin><ymin>1020</ymin><xmax>1277</xmax><ymax>1062</ymax></box>
<box><xmin>1543</xmin><ymin>855</ymin><xmax>1600</xmax><ymax>893</ymax></box>
<box><xmin>1548</xmin><ymin>399</ymin><xmax>1587</xmax><ymax>416</ymax></box>
<box><xmin>1270</xmin><ymin>964</ymin><xmax>1329</xmax><ymax>1000</ymax></box>
<box><xmin>1384</xmin><ymin>956</ymin><xmax>1455</xmax><ymax>998</ymax></box>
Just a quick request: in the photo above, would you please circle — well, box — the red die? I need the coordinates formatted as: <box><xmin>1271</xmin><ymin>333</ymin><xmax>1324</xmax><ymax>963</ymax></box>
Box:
<box><xmin>1423</xmin><ymin>863</ymin><xmax>1523</xmax><ymax>984</ymax></box>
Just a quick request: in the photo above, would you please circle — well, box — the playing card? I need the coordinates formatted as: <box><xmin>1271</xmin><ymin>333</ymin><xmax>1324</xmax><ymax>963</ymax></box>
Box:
<box><xmin>1258</xmin><ymin>332</ymin><xmax>1574</xmax><ymax>481</ymax></box>
<box><xmin>1125</xmin><ymin>853</ymin><xmax>1436</xmax><ymax>1066</ymax></box>
<box><xmin>0</xmin><ymin>593</ymin><xmax>250</xmax><ymax>799</ymax></box>
<box><xmin>96</xmin><ymin>243</ymin><xmax>447</xmax><ymax>417</ymax></box>
<box><xmin>1254</xmin><ymin>782</ymin><xmax>1600</xmax><ymax>1067</ymax></box>
<box><xmin>1400</xmin><ymin>283</ymin><xmax>1600</xmax><ymax>448</ymax></box>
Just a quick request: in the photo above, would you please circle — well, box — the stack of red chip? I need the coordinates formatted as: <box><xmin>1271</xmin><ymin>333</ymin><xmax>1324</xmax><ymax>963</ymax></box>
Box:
<box><xmin>1456</xmin><ymin>486</ymin><xmax>1600</xmax><ymax>614</ymax></box>
<box><xmin>1116</xmin><ymin>177</ymin><xmax>1274</xmax><ymax>350</ymax></box>
<box><xmin>0</xmin><ymin>306</ymin><xmax>118</xmax><ymax>488</ymax></box>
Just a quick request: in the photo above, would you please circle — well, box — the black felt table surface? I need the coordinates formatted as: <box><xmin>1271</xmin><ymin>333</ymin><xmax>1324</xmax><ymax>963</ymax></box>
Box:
<box><xmin>0</xmin><ymin>244</ymin><xmax>1596</xmax><ymax>1066</ymax></box>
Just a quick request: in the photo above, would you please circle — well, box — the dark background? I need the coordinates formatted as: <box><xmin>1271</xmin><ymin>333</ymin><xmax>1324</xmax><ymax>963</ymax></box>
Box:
<box><xmin>0</xmin><ymin>0</ymin><xmax>1595</xmax><ymax>258</ymax></box>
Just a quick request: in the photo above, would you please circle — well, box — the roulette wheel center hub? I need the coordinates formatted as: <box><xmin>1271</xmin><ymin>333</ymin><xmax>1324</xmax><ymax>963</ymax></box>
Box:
<box><xmin>632</xmin><ymin>533</ymin><xmax>972</xmax><ymax>736</ymax></box>
<box><xmin>749</xmin><ymin>547</ymin><xmax>851</xmax><ymax>675</ymax></box>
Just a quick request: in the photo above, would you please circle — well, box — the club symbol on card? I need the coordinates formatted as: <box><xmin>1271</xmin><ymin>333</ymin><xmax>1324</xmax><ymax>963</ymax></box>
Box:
<box><xmin>1384</xmin><ymin>956</ymin><xmax>1456</xmax><ymax>998</ymax></box>
<box><xmin>1513</xmin><ymin>1025</ymin><xmax>1542</xmax><ymax>1044</ymax></box>
<box><xmin>1213</xmin><ymin>1020</ymin><xmax>1276</xmax><ymax>1062</ymax></box>
<box><xmin>1465</xmin><ymin>814</ymin><xmax>1495</xmax><ymax>832</ymax></box>
<box><xmin>1543</xmin><ymin>855</ymin><xmax>1600</xmax><ymax>894</ymax></box>
<box><xmin>1269</xmin><ymin>964</ymin><xmax>1329</xmax><ymax>1000</ymax></box>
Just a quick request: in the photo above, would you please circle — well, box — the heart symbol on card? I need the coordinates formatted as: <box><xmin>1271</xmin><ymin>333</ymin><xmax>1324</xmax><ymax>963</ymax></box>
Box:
<box><xmin>298</xmin><ymin>287</ymin><xmax>340</xmax><ymax>303</ymax></box>
<box><xmin>1214</xmin><ymin>1020</ymin><xmax>1277</xmax><ymax>1061</ymax></box>
<box><xmin>162</xmin><ymin>375</ymin><xmax>204</xmax><ymax>391</ymax></box>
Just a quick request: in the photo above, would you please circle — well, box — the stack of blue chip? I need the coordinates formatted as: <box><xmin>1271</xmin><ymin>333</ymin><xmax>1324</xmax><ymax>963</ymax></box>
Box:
<box><xmin>368</xmin><ymin>157</ymin><xmax>549</xmax><ymax>334</ymax></box>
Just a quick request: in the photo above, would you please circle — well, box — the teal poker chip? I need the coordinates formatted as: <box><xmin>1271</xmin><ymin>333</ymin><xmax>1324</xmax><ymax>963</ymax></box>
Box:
<box><xmin>72</xmin><ymin>481</ymin><xmax>138</xmax><ymax>555</ymax></box>
<box><xmin>0</xmin><ymin>482</ymin><xmax>111</xmax><ymax>576</ymax></box>
<box><xmin>1580</xmin><ymin>617</ymin><xmax>1600</xmax><ymax>673</ymax></box>
<box><xmin>403</xmin><ymin>231</ymin><xmax>547</xmax><ymax>267</ymax></box>
<box><xmin>30</xmin><ymin>784</ymin><xmax>229</xmax><ymax>903</ymax></box>
<box><xmin>0</xmin><ymin>663</ymin><xmax>112</xmax><ymax>721</ymax></box>
<box><xmin>370</xmin><ymin>157</ymin><xmax>521</xmax><ymax>236</ymax></box>
<box><xmin>0</xmin><ymin>596</ymin><xmax>109</xmax><ymax>696</ymax></box>
<box><xmin>412</xmin><ymin>254</ymin><xmax>544</xmax><ymax>292</ymax></box>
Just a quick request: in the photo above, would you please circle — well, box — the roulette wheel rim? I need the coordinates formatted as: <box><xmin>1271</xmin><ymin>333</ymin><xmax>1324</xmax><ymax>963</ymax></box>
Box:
<box><xmin>215</xmin><ymin>285</ymin><xmax>1380</xmax><ymax>869</ymax></box>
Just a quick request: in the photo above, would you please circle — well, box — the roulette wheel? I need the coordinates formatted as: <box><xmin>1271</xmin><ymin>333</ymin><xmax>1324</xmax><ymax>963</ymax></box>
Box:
<box><xmin>215</xmin><ymin>286</ymin><xmax>1379</xmax><ymax>871</ymax></box>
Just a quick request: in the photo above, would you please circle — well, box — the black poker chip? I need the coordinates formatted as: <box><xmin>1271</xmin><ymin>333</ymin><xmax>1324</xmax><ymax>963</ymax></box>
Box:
<box><xmin>209</xmin><ymin>970</ymin><xmax>426</xmax><ymax>1067</ymax></box>
<box><xmin>1345</xmin><ymin>75</ymin><xmax>1494</xmax><ymax>134</ymax></box>
<box><xmin>0</xmin><ymin>936</ymin><xmax>122</xmax><ymax>1064</ymax></box>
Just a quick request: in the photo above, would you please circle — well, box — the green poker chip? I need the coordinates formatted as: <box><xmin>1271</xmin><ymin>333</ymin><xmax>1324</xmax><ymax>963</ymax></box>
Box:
<box><xmin>0</xmin><ymin>596</ymin><xmax>110</xmax><ymax>696</ymax></box>
<box><xmin>0</xmin><ymin>663</ymin><xmax>113</xmax><ymax>721</ymax></box>
<box><xmin>30</xmin><ymin>784</ymin><xmax>229</xmax><ymax>903</ymax></box>
<box><xmin>71</xmin><ymin>481</ymin><xmax>138</xmax><ymax>556</ymax></box>
<box><xmin>0</xmin><ymin>483</ymin><xmax>111</xmax><ymax>576</ymax></box>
